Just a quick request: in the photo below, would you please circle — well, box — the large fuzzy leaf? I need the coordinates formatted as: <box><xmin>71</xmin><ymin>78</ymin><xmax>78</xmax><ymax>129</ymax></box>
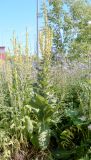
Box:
<box><xmin>38</xmin><ymin>123</ymin><xmax>50</xmax><ymax>150</ymax></box>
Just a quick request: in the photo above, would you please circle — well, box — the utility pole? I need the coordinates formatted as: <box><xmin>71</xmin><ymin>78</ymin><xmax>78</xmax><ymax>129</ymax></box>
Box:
<box><xmin>36</xmin><ymin>0</ymin><xmax>39</xmax><ymax>58</ymax></box>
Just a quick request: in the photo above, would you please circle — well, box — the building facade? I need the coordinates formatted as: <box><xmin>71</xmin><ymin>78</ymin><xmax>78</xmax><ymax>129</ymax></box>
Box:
<box><xmin>0</xmin><ymin>47</ymin><xmax>5</xmax><ymax>60</ymax></box>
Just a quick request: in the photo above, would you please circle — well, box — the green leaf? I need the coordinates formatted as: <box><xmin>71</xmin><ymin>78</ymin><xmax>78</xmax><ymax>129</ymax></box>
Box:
<box><xmin>25</xmin><ymin>116</ymin><xmax>33</xmax><ymax>134</ymax></box>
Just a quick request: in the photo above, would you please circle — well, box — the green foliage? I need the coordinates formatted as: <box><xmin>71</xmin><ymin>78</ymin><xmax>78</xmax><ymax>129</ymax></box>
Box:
<box><xmin>29</xmin><ymin>58</ymin><xmax>60</xmax><ymax>150</ymax></box>
<box><xmin>48</xmin><ymin>0</ymin><xmax>91</xmax><ymax>60</ymax></box>
<box><xmin>0</xmin><ymin>52</ymin><xmax>90</xmax><ymax>159</ymax></box>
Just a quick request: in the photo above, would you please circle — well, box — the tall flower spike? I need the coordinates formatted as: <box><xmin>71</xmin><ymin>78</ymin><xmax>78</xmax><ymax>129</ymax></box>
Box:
<box><xmin>39</xmin><ymin>26</ymin><xmax>53</xmax><ymax>59</ymax></box>
<box><xmin>39</xmin><ymin>0</ymin><xmax>53</xmax><ymax>60</ymax></box>
<box><xmin>12</xmin><ymin>32</ymin><xmax>19</xmax><ymax>62</ymax></box>
<box><xmin>25</xmin><ymin>28</ymin><xmax>29</xmax><ymax>62</ymax></box>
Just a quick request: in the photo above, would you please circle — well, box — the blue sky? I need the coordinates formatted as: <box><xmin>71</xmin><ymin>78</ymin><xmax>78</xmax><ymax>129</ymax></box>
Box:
<box><xmin>0</xmin><ymin>0</ymin><xmax>43</xmax><ymax>53</ymax></box>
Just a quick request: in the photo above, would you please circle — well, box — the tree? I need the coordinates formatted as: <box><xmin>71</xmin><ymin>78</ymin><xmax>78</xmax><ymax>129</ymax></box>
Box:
<box><xmin>47</xmin><ymin>0</ymin><xmax>91</xmax><ymax>60</ymax></box>
<box><xmin>48</xmin><ymin>0</ymin><xmax>64</xmax><ymax>58</ymax></box>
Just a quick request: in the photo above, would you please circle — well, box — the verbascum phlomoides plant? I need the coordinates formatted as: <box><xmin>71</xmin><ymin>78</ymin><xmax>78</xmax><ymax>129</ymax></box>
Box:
<box><xmin>0</xmin><ymin>30</ymin><xmax>34</xmax><ymax>159</ymax></box>
<box><xmin>27</xmin><ymin>2</ymin><xmax>60</xmax><ymax>151</ymax></box>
